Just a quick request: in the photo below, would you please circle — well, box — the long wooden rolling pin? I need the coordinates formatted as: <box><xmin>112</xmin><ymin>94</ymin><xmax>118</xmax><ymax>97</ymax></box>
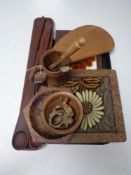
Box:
<box><xmin>49</xmin><ymin>37</ymin><xmax>86</xmax><ymax>70</ymax></box>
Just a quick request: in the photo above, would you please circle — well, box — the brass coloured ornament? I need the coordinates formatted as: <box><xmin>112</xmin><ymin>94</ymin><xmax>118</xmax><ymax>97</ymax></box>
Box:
<box><xmin>64</xmin><ymin>77</ymin><xmax>102</xmax><ymax>92</ymax></box>
<box><xmin>48</xmin><ymin>96</ymin><xmax>74</xmax><ymax>129</ymax></box>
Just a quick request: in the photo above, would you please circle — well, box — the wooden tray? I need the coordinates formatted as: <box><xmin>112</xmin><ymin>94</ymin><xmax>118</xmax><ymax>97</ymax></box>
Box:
<box><xmin>12</xmin><ymin>17</ymin><xmax>126</xmax><ymax>150</ymax></box>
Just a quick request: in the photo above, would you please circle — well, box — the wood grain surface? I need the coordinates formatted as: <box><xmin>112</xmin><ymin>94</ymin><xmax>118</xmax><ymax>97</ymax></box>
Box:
<box><xmin>12</xmin><ymin>17</ymin><xmax>54</xmax><ymax>150</ymax></box>
<box><xmin>12</xmin><ymin>17</ymin><xmax>126</xmax><ymax>150</ymax></box>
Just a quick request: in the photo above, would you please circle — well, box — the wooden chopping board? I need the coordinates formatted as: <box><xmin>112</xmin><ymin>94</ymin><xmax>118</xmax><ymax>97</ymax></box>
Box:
<box><xmin>53</xmin><ymin>25</ymin><xmax>115</xmax><ymax>63</ymax></box>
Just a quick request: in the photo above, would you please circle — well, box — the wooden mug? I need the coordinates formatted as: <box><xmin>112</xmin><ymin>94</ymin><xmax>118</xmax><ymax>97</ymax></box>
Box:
<box><xmin>39</xmin><ymin>38</ymin><xmax>86</xmax><ymax>86</ymax></box>
<box><xmin>40</xmin><ymin>49</ymin><xmax>66</xmax><ymax>86</ymax></box>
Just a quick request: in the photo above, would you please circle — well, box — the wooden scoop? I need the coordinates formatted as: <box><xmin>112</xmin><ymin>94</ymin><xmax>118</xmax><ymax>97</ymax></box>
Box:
<box><xmin>49</xmin><ymin>37</ymin><xmax>86</xmax><ymax>70</ymax></box>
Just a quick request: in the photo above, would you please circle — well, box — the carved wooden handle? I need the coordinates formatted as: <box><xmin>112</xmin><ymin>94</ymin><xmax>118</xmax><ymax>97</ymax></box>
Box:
<box><xmin>49</xmin><ymin>37</ymin><xmax>86</xmax><ymax>70</ymax></box>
